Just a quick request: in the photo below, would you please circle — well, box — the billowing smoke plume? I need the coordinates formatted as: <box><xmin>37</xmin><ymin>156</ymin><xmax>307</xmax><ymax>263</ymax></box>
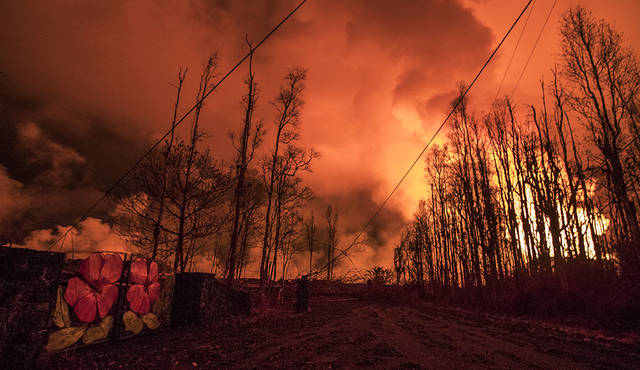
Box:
<box><xmin>0</xmin><ymin>0</ymin><xmax>495</xmax><ymax>268</ymax></box>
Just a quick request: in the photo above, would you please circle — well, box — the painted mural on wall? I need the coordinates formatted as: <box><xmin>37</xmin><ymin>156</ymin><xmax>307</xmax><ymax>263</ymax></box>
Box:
<box><xmin>46</xmin><ymin>253</ymin><xmax>164</xmax><ymax>352</ymax></box>
<box><xmin>123</xmin><ymin>258</ymin><xmax>161</xmax><ymax>334</ymax></box>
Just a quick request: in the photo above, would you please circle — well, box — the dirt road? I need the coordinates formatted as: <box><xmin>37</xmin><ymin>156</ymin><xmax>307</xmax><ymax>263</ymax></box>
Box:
<box><xmin>48</xmin><ymin>298</ymin><xmax>640</xmax><ymax>369</ymax></box>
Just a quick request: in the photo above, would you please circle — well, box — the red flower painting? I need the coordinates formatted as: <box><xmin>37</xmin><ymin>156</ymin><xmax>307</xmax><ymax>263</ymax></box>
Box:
<box><xmin>64</xmin><ymin>253</ymin><xmax>123</xmax><ymax>323</ymax></box>
<box><xmin>126</xmin><ymin>259</ymin><xmax>161</xmax><ymax>315</ymax></box>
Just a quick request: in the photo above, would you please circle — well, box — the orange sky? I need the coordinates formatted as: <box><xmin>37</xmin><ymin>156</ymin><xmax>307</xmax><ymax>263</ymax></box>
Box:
<box><xmin>2</xmin><ymin>0</ymin><xmax>640</xmax><ymax>273</ymax></box>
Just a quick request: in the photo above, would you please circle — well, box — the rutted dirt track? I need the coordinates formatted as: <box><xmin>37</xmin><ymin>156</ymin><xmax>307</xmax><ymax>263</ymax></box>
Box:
<box><xmin>48</xmin><ymin>298</ymin><xmax>640</xmax><ymax>369</ymax></box>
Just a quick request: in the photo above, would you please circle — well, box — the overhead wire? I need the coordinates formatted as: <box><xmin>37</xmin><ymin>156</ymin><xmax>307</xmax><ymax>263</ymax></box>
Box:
<box><xmin>308</xmin><ymin>237</ymin><xmax>365</xmax><ymax>279</ymax></box>
<box><xmin>47</xmin><ymin>0</ymin><xmax>309</xmax><ymax>250</ymax></box>
<box><xmin>510</xmin><ymin>0</ymin><xmax>559</xmax><ymax>99</ymax></box>
<box><xmin>492</xmin><ymin>0</ymin><xmax>537</xmax><ymax>104</ymax></box>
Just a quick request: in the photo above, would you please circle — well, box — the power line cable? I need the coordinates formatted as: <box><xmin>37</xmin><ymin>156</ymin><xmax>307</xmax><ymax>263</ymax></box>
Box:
<box><xmin>311</xmin><ymin>237</ymin><xmax>364</xmax><ymax>277</ymax></box>
<box><xmin>510</xmin><ymin>0</ymin><xmax>558</xmax><ymax>99</ymax></box>
<box><xmin>312</xmin><ymin>0</ymin><xmax>535</xmax><ymax>277</ymax></box>
<box><xmin>492</xmin><ymin>0</ymin><xmax>537</xmax><ymax>104</ymax></box>
<box><xmin>48</xmin><ymin>0</ymin><xmax>309</xmax><ymax>250</ymax></box>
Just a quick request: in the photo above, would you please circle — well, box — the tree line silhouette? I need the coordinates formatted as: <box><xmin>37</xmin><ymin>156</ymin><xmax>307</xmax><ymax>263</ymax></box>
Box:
<box><xmin>393</xmin><ymin>7</ymin><xmax>640</xmax><ymax>320</ymax></box>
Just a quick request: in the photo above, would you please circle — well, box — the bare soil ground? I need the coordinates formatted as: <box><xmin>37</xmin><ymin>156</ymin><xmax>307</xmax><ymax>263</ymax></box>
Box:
<box><xmin>46</xmin><ymin>297</ymin><xmax>640</xmax><ymax>369</ymax></box>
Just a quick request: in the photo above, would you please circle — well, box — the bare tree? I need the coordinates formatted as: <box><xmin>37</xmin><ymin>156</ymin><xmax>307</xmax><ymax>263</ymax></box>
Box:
<box><xmin>235</xmin><ymin>172</ymin><xmax>265</xmax><ymax>280</ymax></box>
<box><xmin>325</xmin><ymin>205</ymin><xmax>338</xmax><ymax>280</ymax></box>
<box><xmin>304</xmin><ymin>212</ymin><xmax>317</xmax><ymax>275</ymax></box>
<box><xmin>265</xmin><ymin>145</ymin><xmax>316</xmax><ymax>283</ymax></box>
<box><xmin>227</xmin><ymin>42</ymin><xmax>264</xmax><ymax>283</ymax></box>
<box><xmin>260</xmin><ymin>68</ymin><xmax>307</xmax><ymax>288</ymax></box>
<box><xmin>560</xmin><ymin>6</ymin><xmax>640</xmax><ymax>245</ymax></box>
<box><xmin>393</xmin><ymin>241</ymin><xmax>407</xmax><ymax>285</ymax></box>
<box><xmin>280</xmin><ymin>211</ymin><xmax>303</xmax><ymax>282</ymax></box>
<box><xmin>115</xmin><ymin>56</ymin><xmax>230</xmax><ymax>272</ymax></box>
<box><xmin>172</xmin><ymin>55</ymin><xmax>219</xmax><ymax>272</ymax></box>
<box><xmin>115</xmin><ymin>138</ymin><xmax>230</xmax><ymax>272</ymax></box>
<box><xmin>150</xmin><ymin>68</ymin><xmax>187</xmax><ymax>261</ymax></box>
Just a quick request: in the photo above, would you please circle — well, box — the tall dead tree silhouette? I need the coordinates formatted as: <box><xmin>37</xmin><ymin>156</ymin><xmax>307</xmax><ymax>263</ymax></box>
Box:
<box><xmin>305</xmin><ymin>212</ymin><xmax>317</xmax><ymax>275</ymax></box>
<box><xmin>114</xmin><ymin>58</ymin><xmax>230</xmax><ymax>272</ymax></box>
<box><xmin>325</xmin><ymin>205</ymin><xmax>338</xmax><ymax>280</ymax></box>
<box><xmin>260</xmin><ymin>68</ymin><xmax>307</xmax><ymax>289</ymax></box>
<box><xmin>560</xmin><ymin>6</ymin><xmax>640</xmax><ymax>268</ymax></box>
<box><xmin>227</xmin><ymin>41</ymin><xmax>264</xmax><ymax>284</ymax></box>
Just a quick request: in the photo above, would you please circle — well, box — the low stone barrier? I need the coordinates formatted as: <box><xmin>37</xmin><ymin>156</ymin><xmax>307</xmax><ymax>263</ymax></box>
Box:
<box><xmin>0</xmin><ymin>247</ymin><xmax>65</xmax><ymax>367</ymax></box>
<box><xmin>171</xmin><ymin>273</ymin><xmax>250</xmax><ymax>327</ymax></box>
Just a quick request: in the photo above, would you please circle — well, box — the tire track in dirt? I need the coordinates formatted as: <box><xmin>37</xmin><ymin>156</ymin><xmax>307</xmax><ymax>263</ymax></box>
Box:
<box><xmin>49</xmin><ymin>298</ymin><xmax>640</xmax><ymax>369</ymax></box>
<box><xmin>343</xmin><ymin>303</ymin><xmax>640</xmax><ymax>369</ymax></box>
<box><xmin>384</xmin><ymin>303</ymin><xmax>640</xmax><ymax>369</ymax></box>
